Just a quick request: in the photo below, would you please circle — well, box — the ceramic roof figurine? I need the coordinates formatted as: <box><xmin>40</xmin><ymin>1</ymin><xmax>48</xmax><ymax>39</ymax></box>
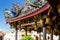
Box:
<box><xmin>11</xmin><ymin>4</ymin><xmax>21</xmax><ymax>17</ymax></box>
<box><xmin>21</xmin><ymin>1</ymin><xmax>34</xmax><ymax>12</ymax></box>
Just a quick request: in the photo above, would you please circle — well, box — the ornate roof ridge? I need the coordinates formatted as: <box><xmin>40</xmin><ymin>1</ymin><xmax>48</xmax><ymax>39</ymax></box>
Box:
<box><xmin>6</xmin><ymin>3</ymin><xmax>49</xmax><ymax>23</ymax></box>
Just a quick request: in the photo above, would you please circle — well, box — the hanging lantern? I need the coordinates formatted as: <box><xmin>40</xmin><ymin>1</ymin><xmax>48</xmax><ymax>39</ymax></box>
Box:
<box><xmin>39</xmin><ymin>19</ymin><xmax>44</xmax><ymax>27</ymax></box>
<box><xmin>45</xmin><ymin>17</ymin><xmax>51</xmax><ymax>25</ymax></box>
<box><xmin>45</xmin><ymin>8</ymin><xmax>51</xmax><ymax>25</ymax></box>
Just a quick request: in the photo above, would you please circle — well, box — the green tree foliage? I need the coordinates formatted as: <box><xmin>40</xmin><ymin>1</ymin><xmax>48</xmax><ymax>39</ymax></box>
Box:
<box><xmin>21</xmin><ymin>36</ymin><xmax>34</xmax><ymax>40</ymax></box>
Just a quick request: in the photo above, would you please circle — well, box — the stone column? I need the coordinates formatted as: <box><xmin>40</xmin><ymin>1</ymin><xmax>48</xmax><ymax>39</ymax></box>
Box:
<box><xmin>43</xmin><ymin>27</ymin><xmax>46</xmax><ymax>40</ymax></box>
<box><xmin>25</xmin><ymin>26</ymin><xmax>27</xmax><ymax>36</ymax></box>
<box><xmin>51</xmin><ymin>29</ymin><xmax>53</xmax><ymax>40</ymax></box>
<box><xmin>39</xmin><ymin>33</ymin><xmax>41</xmax><ymax>40</ymax></box>
<box><xmin>15</xmin><ymin>27</ymin><xmax>18</xmax><ymax>40</ymax></box>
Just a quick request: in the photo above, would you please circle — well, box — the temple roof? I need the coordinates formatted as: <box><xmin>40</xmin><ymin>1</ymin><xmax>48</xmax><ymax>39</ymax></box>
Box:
<box><xmin>5</xmin><ymin>1</ymin><xmax>50</xmax><ymax>23</ymax></box>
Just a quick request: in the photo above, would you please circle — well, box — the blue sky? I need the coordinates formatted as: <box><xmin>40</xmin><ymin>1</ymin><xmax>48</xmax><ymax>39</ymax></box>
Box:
<box><xmin>0</xmin><ymin>0</ymin><xmax>25</xmax><ymax>33</ymax></box>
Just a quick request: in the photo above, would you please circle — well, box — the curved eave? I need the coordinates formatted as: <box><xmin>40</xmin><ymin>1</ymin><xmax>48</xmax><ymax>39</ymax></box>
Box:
<box><xmin>6</xmin><ymin>3</ymin><xmax>50</xmax><ymax>23</ymax></box>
